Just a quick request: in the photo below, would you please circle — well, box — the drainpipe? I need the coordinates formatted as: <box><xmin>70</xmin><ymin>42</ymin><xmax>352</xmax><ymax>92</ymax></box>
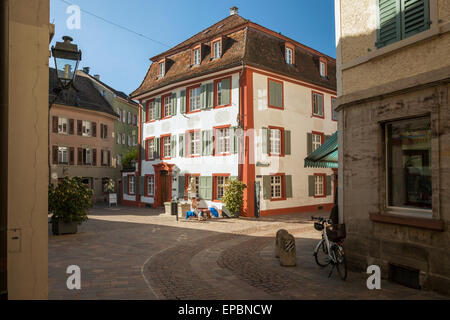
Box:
<box><xmin>0</xmin><ymin>0</ymin><xmax>9</xmax><ymax>300</ymax></box>
<box><xmin>137</xmin><ymin>101</ymin><xmax>143</xmax><ymax>206</ymax></box>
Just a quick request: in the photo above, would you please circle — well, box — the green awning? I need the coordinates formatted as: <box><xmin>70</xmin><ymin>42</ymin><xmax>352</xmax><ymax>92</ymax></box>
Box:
<box><xmin>304</xmin><ymin>131</ymin><xmax>338</xmax><ymax>168</ymax></box>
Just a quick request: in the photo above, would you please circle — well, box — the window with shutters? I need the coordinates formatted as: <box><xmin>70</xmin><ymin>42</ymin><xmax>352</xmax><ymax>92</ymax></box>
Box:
<box><xmin>58</xmin><ymin>117</ymin><xmax>68</xmax><ymax>134</ymax></box>
<box><xmin>161</xmin><ymin>94</ymin><xmax>172</xmax><ymax>118</ymax></box>
<box><xmin>185</xmin><ymin>174</ymin><xmax>200</xmax><ymax>199</ymax></box>
<box><xmin>82</xmin><ymin>148</ymin><xmax>92</xmax><ymax>165</ymax></box>
<box><xmin>187</xmin><ymin>85</ymin><xmax>201</xmax><ymax>112</ymax></box>
<box><xmin>314</xmin><ymin>174</ymin><xmax>326</xmax><ymax>198</ymax></box>
<box><xmin>117</xmin><ymin>154</ymin><xmax>122</xmax><ymax>166</ymax></box>
<box><xmin>161</xmin><ymin>135</ymin><xmax>171</xmax><ymax>159</ymax></box>
<box><xmin>312</xmin><ymin>91</ymin><xmax>324</xmax><ymax>118</ymax></box>
<box><xmin>146</xmin><ymin>175</ymin><xmax>155</xmax><ymax>197</ymax></box>
<box><xmin>312</xmin><ymin>132</ymin><xmax>324</xmax><ymax>152</ymax></box>
<box><xmin>147</xmin><ymin>99</ymin><xmax>156</xmax><ymax>122</ymax></box>
<box><xmin>58</xmin><ymin>147</ymin><xmax>69</xmax><ymax>164</ymax></box>
<box><xmin>214</xmin><ymin>77</ymin><xmax>231</xmax><ymax>108</ymax></box>
<box><xmin>213</xmin><ymin>175</ymin><xmax>230</xmax><ymax>201</ymax></box>
<box><xmin>82</xmin><ymin>120</ymin><xmax>92</xmax><ymax>137</ymax></box>
<box><xmin>331</xmin><ymin>97</ymin><xmax>338</xmax><ymax>121</ymax></box>
<box><xmin>271</xmin><ymin>175</ymin><xmax>283</xmax><ymax>199</ymax></box>
<box><xmin>214</xmin><ymin>126</ymin><xmax>231</xmax><ymax>155</ymax></box>
<box><xmin>268</xmin><ymin>126</ymin><xmax>285</xmax><ymax>156</ymax></box>
<box><xmin>213</xmin><ymin>40</ymin><xmax>221</xmax><ymax>59</ymax></box>
<box><xmin>146</xmin><ymin>137</ymin><xmax>155</xmax><ymax>160</ymax></box>
<box><xmin>187</xmin><ymin>130</ymin><xmax>201</xmax><ymax>157</ymax></box>
<box><xmin>268</xmin><ymin>79</ymin><xmax>284</xmax><ymax>109</ymax></box>
<box><xmin>128</xmin><ymin>175</ymin><xmax>136</xmax><ymax>195</ymax></box>
<box><xmin>376</xmin><ymin>0</ymin><xmax>430</xmax><ymax>49</ymax></box>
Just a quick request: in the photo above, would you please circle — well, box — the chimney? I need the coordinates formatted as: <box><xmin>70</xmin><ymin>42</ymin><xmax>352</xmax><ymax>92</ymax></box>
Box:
<box><xmin>94</xmin><ymin>74</ymin><xmax>100</xmax><ymax>80</ymax></box>
<box><xmin>230</xmin><ymin>6</ymin><xmax>238</xmax><ymax>16</ymax></box>
<box><xmin>83</xmin><ymin>67</ymin><xmax>90</xmax><ymax>74</ymax></box>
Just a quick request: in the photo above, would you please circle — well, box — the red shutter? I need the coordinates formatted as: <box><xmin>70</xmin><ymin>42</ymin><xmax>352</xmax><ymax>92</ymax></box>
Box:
<box><xmin>77</xmin><ymin>120</ymin><xmax>82</xmax><ymax>135</ymax></box>
<box><xmin>92</xmin><ymin>122</ymin><xmax>97</xmax><ymax>137</ymax></box>
<box><xmin>92</xmin><ymin>149</ymin><xmax>97</xmax><ymax>166</ymax></box>
<box><xmin>52</xmin><ymin>146</ymin><xmax>58</xmax><ymax>164</ymax></box>
<box><xmin>104</xmin><ymin>125</ymin><xmax>108</xmax><ymax>139</ymax></box>
<box><xmin>69</xmin><ymin>119</ymin><xmax>74</xmax><ymax>135</ymax></box>
<box><xmin>69</xmin><ymin>147</ymin><xmax>74</xmax><ymax>165</ymax></box>
<box><xmin>107</xmin><ymin>151</ymin><xmax>111</xmax><ymax>167</ymax></box>
<box><xmin>52</xmin><ymin>116</ymin><xmax>58</xmax><ymax>133</ymax></box>
<box><xmin>77</xmin><ymin>148</ymin><xmax>83</xmax><ymax>165</ymax></box>
<box><xmin>100</xmin><ymin>124</ymin><xmax>104</xmax><ymax>139</ymax></box>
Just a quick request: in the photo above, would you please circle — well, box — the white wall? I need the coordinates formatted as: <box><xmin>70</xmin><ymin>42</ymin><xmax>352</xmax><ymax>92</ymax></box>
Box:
<box><xmin>141</xmin><ymin>72</ymin><xmax>241</xmax><ymax>209</ymax></box>
<box><xmin>252</xmin><ymin>72</ymin><xmax>338</xmax><ymax>212</ymax></box>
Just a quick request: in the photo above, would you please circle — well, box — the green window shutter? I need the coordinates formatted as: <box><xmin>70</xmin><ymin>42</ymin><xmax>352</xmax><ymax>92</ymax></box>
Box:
<box><xmin>206</xmin><ymin>83</ymin><xmax>214</xmax><ymax>109</ymax></box>
<box><xmin>284</xmin><ymin>130</ymin><xmax>291</xmax><ymax>155</ymax></box>
<box><xmin>200</xmin><ymin>84</ymin><xmax>207</xmax><ymax>109</ymax></box>
<box><xmin>179</xmin><ymin>133</ymin><xmax>185</xmax><ymax>157</ymax></box>
<box><xmin>221</xmin><ymin>78</ymin><xmax>231</xmax><ymax>106</ymax></box>
<box><xmin>401</xmin><ymin>0</ymin><xmax>430</xmax><ymax>39</ymax></box>
<box><xmin>123</xmin><ymin>176</ymin><xmax>128</xmax><ymax>194</ymax></box>
<box><xmin>155</xmin><ymin>98</ymin><xmax>161</xmax><ymax>119</ymax></box>
<box><xmin>376</xmin><ymin>0</ymin><xmax>401</xmax><ymax>48</ymax></box>
<box><xmin>262</xmin><ymin>127</ymin><xmax>269</xmax><ymax>154</ymax></box>
<box><xmin>155</xmin><ymin>137</ymin><xmax>160</xmax><ymax>159</ymax></box>
<box><xmin>199</xmin><ymin>176</ymin><xmax>212</xmax><ymax>200</ymax></box>
<box><xmin>269</xmin><ymin>80</ymin><xmax>282</xmax><ymax>108</ymax></box>
<box><xmin>285</xmin><ymin>175</ymin><xmax>293</xmax><ymax>198</ymax></box>
<box><xmin>307</xmin><ymin>133</ymin><xmax>312</xmax><ymax>155</ymax></box>
<box><xmin>178</xmin><ymin>175</ymin><xmax>185</xmax><ymax>199</ymax></box>
<box><xmin>134</xmin><ymin>176</ymin><xmax>138</xmax><ymax>194</ymax></box>
<box><xmin>139</xmin><ymin>176</ymin><xmax>145</xmax><ymax>195</ymax></box>
<box><xmin>208</xmin><ymin>130</ymin><xmax>214</xmax><ymax>155</ymax></box>
<box><xmin>171</xmin><ymin>135</ymin><xmax>177</xmax><ymax>158</ymax></box>
<box><xmin>263</xmin><ymin>175</ymin><xmax>271</xmax><ymax>200</ymax></box>
<box><xmin>171</xmin><ymin>93</ymin><xmax>177</xmax><ymax>116</ymax></box>
<box><xmin>308</xmin><ymin>175</ymin><xmax>315</xmax><ymax>197</ymax></box>
<box><xmin>142</xmin><ymin>103</ymin><xmax>146</xmax><ymax>123</ymax></box>
<box><xmin>326</xmin><ymin>176</ymin><xmax>332</xmax><ymax>196</ymax></box>
<box><xmin>180</xmin><ymin>90</ymin><xmax>186</xmax><ymax>114</ymax></box>
<box><xmin>141</xmin><ymin>142</ymin><xmax>145</xmax><ymax>161</ymax></box>
<box><xmin>230</xmin><ymin>127</ymin><xmax>236</xmax><ymax>154</ymax></box>
<box><xmin>232</xmin><ymin>127</ymin><xmax>239</xmax><ymax>154</ymax></box>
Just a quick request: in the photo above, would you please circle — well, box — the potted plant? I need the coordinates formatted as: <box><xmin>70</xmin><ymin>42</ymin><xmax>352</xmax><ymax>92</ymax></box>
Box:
<box><xmin>221</xmin><ymin>180</ymin><xmax>247</xmax><ymax>218</ymax></box>
<box><xmin>104</xmin><ymin>178</ymin><xmax>117</xmax><ymax>205</ymax></box>
<box><xmin>49</xmin><ymin>176</ymin><xmax>93</xmax><ymax>235</ymax></box>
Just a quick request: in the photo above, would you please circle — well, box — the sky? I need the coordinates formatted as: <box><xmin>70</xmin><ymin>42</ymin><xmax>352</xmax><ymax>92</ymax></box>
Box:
<box><xmin>50</xmin><ymin>0</ymin><xmax>337</xmax><ymax>96</ymax></box>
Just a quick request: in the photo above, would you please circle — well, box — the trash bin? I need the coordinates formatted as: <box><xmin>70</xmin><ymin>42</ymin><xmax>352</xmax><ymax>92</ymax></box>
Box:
<box><xmin>171</xmin><ymin>201</ymin><xmax>178</xmax><ymax>216</ymax></box>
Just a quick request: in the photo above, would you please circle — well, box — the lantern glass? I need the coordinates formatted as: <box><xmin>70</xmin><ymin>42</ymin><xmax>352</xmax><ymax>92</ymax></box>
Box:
<box><xmin>53</xmin><ymin>56</ymin><xmax>79</xmax><ymax>87</ymax></box>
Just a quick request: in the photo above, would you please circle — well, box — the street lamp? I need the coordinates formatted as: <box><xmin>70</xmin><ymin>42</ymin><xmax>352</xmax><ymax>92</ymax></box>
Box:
<box><xmin>51</xmin><ymin>36</ymin><xmax>82</xmax><ymax>89</ymax></box>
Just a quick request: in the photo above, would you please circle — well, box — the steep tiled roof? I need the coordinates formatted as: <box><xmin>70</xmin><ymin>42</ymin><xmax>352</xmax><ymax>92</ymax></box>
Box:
<box><xmin>131</xmin><ymin>14</ymin><xmax>336</xmax><ymax>99</ymax></box>
<box><xmin>49</xmin><ymin>68</ymin><xmax>119</xmax><ymax>118</ymax></box>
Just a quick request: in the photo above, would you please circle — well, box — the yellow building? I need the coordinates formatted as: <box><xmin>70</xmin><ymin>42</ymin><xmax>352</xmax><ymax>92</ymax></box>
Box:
<box><xmin>335</xmin><ymin>0</ymin><xmax>450</xmax><ymax>295</ymax></box>
<box><xmin>1</xmin><ymin>0</ymin><xmax>50</xmax><ymax>299</ymax></box>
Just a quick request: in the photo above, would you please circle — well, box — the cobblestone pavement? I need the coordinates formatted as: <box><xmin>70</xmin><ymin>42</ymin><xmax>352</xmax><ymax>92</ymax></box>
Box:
<box><xmin>49</xmin><ymin>205</ymin><xmax>447</xmax><ymax>300</ymax></box>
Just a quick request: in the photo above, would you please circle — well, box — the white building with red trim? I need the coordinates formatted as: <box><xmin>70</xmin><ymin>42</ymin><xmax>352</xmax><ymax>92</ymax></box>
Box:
<box><xmin>124</xmin><ymin>8</ymin><xmax>337</xmax><ymax>216</ymax></box>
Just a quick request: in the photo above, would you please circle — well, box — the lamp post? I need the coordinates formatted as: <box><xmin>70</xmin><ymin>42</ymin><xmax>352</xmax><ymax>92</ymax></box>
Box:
<box><xmin>49</xmin><ymin>36</ymin><xmax>82</xmax><ymax>185</ymax></box>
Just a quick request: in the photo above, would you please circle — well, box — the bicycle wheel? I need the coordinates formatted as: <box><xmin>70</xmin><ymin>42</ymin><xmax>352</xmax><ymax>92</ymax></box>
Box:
<box><xmin>314</xmin><ymin>239</ymin><xmax>330</xmax><ymax>267</ymax></box>
<box><xmin>332</xmin><ymin>245</ymin><xmax>347</xmax><ymax>281</ymax></box>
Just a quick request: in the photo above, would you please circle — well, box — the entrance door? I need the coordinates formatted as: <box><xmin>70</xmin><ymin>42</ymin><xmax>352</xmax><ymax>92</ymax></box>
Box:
<box><xmin>160</xmin><ymin>171</ymin><xmax>170</xmax><ymax>203</ymax></box>
<box><xmin>254</xmin><ymin>181</ymin><xmax>260</xmax><ymax>218</ymax></box>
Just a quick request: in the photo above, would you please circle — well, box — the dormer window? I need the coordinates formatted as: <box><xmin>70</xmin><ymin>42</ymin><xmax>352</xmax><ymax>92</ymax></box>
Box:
<box><xmin>213</xmin><ymin>39</ymin><xmax>222</xmax><ymax>59</ymax></box>
<box><xmin>284</xmin><ymin>43</ymin><xmax>295</xmax><ymax>65</ymax></box>
<box><xmin>193</xmin><ymin>47</ymin><xmax>201</xmax><ymax>66</ymax></box>
<box><xmin>159</xmin><ymin>61</ymin><xmax>165</xmax><ymax>77</ymax></box>
<box><xmin>319</xmin><ymin>57</ymin><xmax>327</xmax><ymax>78</ymax></box>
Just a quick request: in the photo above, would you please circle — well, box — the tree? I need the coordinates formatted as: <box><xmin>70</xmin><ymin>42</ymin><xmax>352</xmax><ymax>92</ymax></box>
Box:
<box><xmin>122</xmin><ymin>148</ymin><xmax>138</xmax><ymax>170</ymax></box>
<box><xmin>222</xmin><ymin>180</ymin><xmax>247</xmax><ymax>216</ymax></box>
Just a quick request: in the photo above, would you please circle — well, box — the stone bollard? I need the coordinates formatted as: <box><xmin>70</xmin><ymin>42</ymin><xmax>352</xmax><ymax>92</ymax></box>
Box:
<box><xmin>275</xmin><ymin>229</ymin><xmax>289</xmax><ymax>258</ymax></box>
<box><xmin>279</xmin><ymin>233</ymin><xmax>296</xmax><ymax>267</ymax></box>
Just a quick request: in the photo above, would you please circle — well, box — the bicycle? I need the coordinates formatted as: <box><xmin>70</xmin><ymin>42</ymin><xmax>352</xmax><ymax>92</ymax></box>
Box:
<box><xmin>311</xmin><ymin>216</ymin><xmax>347</xmax><ymax>281</ymax></box>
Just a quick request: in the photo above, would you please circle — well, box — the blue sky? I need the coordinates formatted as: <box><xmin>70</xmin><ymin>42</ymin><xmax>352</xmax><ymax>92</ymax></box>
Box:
<box><xmin>50</xmin><ymin>0</ymin><xmax>336</xmax><ymax>96</ymax></box>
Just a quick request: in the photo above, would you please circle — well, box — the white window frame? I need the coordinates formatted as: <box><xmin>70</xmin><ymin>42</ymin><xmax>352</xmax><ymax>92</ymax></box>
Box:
<box><xmin>147</xmin><ymin>175</ymin><xmax>155</xmax><ymax>197</ymax></box>
<box><xmin>189</xmin><ymin>87</ymin><xmax>201</xmax><ymax>111</ymax></box>
<box><xmin>148</xmin><ymin>100</ymin><xmax>156</xmax><ymax>121</ymax></box>
<box><xmin>162</xmin><ymin>135</ymin><xmax>171</xmax><ymax>158</ymax></box>
<box><xmin>213</xmin><ymin>41</ymin><xmax>221</xmax><ymax>59</ymax></box>
<box><xmin>313</xmin><ymin>93</ymin><xmax>324</xmax><ymax>117</ymax></box>
<box><xmin>216</xmin><ymin>176</ymin><xmax>229</xmax><ymax>200</ymax></box>
<box><xmin>58</xmin><ymin>146</ymin><xmax>69</xmax><ymax>164</ymax></box>
<box><xmin>102</xmin><ymin>150</ymin><xmax>109</xmax><ymax>166</ymax></box>
<box><xmin>82</xmin><ymin>121</ymin><xmax>92</xmax><ymax>137</ymax></box>
<box><xmin>127</xmin><ymin>111</ymin><xmax>131</xmax><ymax>124</ymax></box>
<box><xmin>58</xmin><ymin>117</ymin><xmax>68</xmax><ymax>134</ymax></box>
<box><xmin>159</xmin><ymin>62</ymin><xmax>165</xmax><ymax>77</ymax></box>
<box><xmin>216</xmin><ymin>128</ymin><xmax>230</xmax><ymax>154</ymax></box>
<box><xmin>147</xmin><ymin>138</ymin><xmax>155</xmax><ymax>159</ymax></box>
<box><xmin>129</xmin><ymin>175</ymin><xmax>136</xmax><ymax>195</ymax></box>
<box><xmin>320</xmin><ymin>61</ymin><xmax>326</xmax><ymax>77</ymax></box>
<box><xmin>315</xmin><ymin>175</ymin><xmax>325</xmax><ymax>197</ymax></box>
<box><xmin>163</xmin><ymin>95</ymin><xmax>171</xmax><ymax>117</ymax></box>
<box><xmin>269</xmin><ymin>129</ymin><xmax>282</xmax><ymax>155</ymax></box>
<box><xmin>193</xmin><ymin>48</ymin><xmax>201</xmax><ymax>66</ymax></box>
<box><xmin>189</xmin><ymin>131</ymin><xmax>201</xmax><ymax>156</ymax></box>
<box><xmin>271</xmin><ymin>175</ymin><xmax>282</xmax><ymax>199</ymax></box>
<box><xmin>312</xmin><ymin>133</ymin><xmax>322</xmax><ymax>152</ymax></box>
<box><xmin>117</xmin><ymin>154</ymin><xmax>122</xmax><ymax>166</ymax></box>
<box><xmin>286</xmin><ymin>47</ymin><xmax>293</xmax><ymax>65</ymax></box>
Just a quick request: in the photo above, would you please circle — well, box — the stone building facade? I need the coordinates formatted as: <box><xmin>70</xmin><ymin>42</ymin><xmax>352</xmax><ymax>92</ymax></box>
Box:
<box><xmin>335</xmin><ymin>0</ymin><xmax>450</xmax><ymax>295</ymax></box>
